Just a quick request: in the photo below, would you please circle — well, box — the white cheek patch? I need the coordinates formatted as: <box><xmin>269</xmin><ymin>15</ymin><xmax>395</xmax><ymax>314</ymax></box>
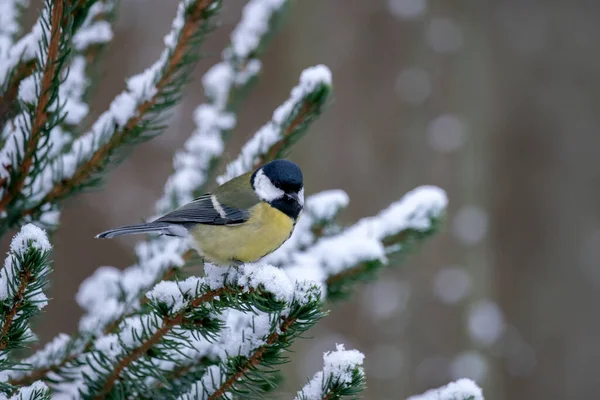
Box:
<box><xmin>254</xmin><ymin>169</ymin><xmax>284</xmax><ymax>202</ymax></box>
<box><xmin>298</xmin><ymin>187</ymin><xmax>305</xmax><ymax>206</ymax></box>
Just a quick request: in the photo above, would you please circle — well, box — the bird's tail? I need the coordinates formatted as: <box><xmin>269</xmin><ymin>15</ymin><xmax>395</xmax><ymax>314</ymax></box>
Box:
<box><xmin>95</xmin><ymin>222</ymin><xmax>187</xmax><ymax>239</ymax></box>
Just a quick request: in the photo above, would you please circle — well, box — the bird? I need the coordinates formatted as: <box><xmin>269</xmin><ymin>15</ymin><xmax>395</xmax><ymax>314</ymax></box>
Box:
<box><xmin>96</xmin><ymin>159</ymin><xmax>304</xmax><ymax>266</ymax></box>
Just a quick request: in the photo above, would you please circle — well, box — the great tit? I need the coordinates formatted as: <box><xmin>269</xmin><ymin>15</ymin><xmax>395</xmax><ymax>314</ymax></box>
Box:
<box><xmin>96</xmin><ymin>159</ymin><xmax>304</xmax><ymax>266</ymax></box>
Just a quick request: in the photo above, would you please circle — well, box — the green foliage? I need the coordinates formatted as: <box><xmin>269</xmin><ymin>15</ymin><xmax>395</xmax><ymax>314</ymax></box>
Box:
<box><xmin>327</xmin><ymin>214</ymin><xmax>445</xmax><ymax>301</ymax></box>
<box><xmin>0</xmin><ymin>1</ymin><xmax>458</xmax><ymax>400</ymax></box>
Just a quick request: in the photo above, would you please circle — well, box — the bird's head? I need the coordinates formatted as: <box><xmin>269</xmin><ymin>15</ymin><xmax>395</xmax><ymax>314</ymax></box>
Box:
<box><xmin>251</xmin><ymin>159</ymin><xmax>304</xmax><ymax>219</ymax></box>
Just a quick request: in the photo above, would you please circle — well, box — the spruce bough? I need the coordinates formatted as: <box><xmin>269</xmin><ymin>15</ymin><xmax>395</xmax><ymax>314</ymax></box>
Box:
<box><xmin>0</xmin><ymin>1</ymin><xmax>482</xmax><ymax>399</ymax></box>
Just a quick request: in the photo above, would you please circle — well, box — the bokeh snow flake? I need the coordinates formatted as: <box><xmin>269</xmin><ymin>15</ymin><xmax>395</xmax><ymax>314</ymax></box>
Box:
<box><xmin>387</xmin><ymin>0</ymin><xmax>427</xmax><ymax>19</ymax></box>
<box><xmin>362</xmin><ymin>279</ymin><xmax>410</xmax><ymax>319</ymax></box>
<box><xmin>452</xmin><ymin>205</ymin><xmax>489</xmax><ymax>245</ymax></box>
<box><xmin>395</xmin><ymin>67</ymin><xmax>432</xmax><ymax>104</ymax></box>
<box><xmin>467</xmin><ymin>299</ymin><xmax>505</xmax><ymax>346</ymax></box>
<box><xmin>427</xmin><ymin>114</ymin><xmax>467</xmax><ymax>153</ymax></box>
<box><xmin>449</xmin><ymin>350</ymin><xmax>488</xmax><ymax>383</ymax></box>
<box><xmin>426</xmin><ymin>17</ymin><xmax>463</xmax><ymax>53</ymax></box>
<box><xmin>433</xmin><ymin>266</ymin><xmax>472</xmax><ymax>304</ymax></box>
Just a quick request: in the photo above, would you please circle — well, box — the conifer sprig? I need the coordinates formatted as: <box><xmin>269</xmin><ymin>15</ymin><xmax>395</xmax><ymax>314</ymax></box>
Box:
<box><xmin>12</xmin><ymin>0</ymin><xmax>221</xmax><ymax>229</ymax></box>
<box><xmin>406</xmin><ymin>379</ymin><xmax>483</xmax><ymax>400</ymax></box>
<box><xmin>174</xmin><ymin>267</ymin><xmax>324</xmax><ymax>400</ymax></box>
<box><xmin>73</xmin><ymin>65</ymin><xmax>333</xmax><ymax>348</ymax></box>
<box><xmin>0</xmin><ymin>0</ymin><xmax>71</xmax><ymax>217</ymax></box>
<box><xmin>58</xmin><ymin>264</ymin><xmax>320</xmax><ymax>398</ymax></box>
<box><xmin>0</xmin><ymin>0</ymin><xmax>118</xmax><ymax>234</ymax></box>
<box><xmin>217</xmin><ymin>64</ymin><xmax>332</xmax><ymax>184</ymax></box>
<box><xmin>157</xmin><ymin>0</ymin><xmax>291</xmax><ymax>216</ymax></box>
<box><xmin>0</xmin><ymin>224</ymin><xmax>51</xmax><ymax>395</ymax></box>
<box><xmin>294</xmin><ymin>344</ymin><xmax>365</xmax><ymax>400</ymax></box>
<box><xmin>0</xmin><ymin>0</ymin><xmax>99</xmax><ymax>135</ymax></box>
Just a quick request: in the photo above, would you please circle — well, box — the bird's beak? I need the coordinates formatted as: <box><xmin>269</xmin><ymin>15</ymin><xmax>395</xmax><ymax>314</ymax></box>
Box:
<box><xmin>286</xmin><ymin>192</ymin><xmax>300</xmax><ymax>203</ymax></box>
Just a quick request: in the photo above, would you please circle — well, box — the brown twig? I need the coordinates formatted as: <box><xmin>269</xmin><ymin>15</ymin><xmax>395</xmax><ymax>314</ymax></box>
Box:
<box><xmin>207</xmin><ymin>317</ymin><xmax>296</xmax><ymax>399</ymax></box>
<box><xmin>0</xmin><ymin>270</ymin><xmax>32</xmax><ymax>350</ymax></box>
<box><xmin>0</xmin><ymin>0</ymin><xmax>65</xmax><ymax>214</ymax></box>
<box><xmin>95</xmin><ymin>287</ymin><xmax>225</xmax><ymax>398</ymax></box>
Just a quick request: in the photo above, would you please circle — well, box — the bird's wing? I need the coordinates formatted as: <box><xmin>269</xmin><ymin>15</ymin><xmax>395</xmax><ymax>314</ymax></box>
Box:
<box><xmin>154</xmin><ymin>173</ymin><xmax>259</xmax><ymax>226</ymax></box>
<box><xmin>154</xmin><ymin>194</ymin><xmax>250</xmax><ymax>225</ymax></box>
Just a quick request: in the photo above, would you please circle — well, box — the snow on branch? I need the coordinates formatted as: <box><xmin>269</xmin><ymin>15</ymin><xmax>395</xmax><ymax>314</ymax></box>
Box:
<box><xmin>55</xmin><ymin>264</ymin><xmax>323</xmax><ymax>398</ymax></box>
<box><xmin>156</xmin><ymin>0</ymin><xmax>290</xmax><ymax>216</ymax></box>
<box><xmin>283</xmin><ymin>186</ymin><xmax>448</xmax><ymax>300</ymax></box>
<box><xmin>295</xmin><ymin>344</ymin><xmax>365</xmax><ymax>400</ymax></box>
<box><xmin>3</xmin><ymin>333</ymin><xmax>84</xmax><ymax>388</ymax></box>
<box><xmin>217</xmin><ymin>64</ymin><xmax>332</xmax><ymax>183</ymax></box>
<box><xmin>0</xmin><ymin>0</ymin><xmax>70</xmax><ymax>218</ymax></box>
<box><xmin>0</xmin><ymin>0</ymin><xmax>118</xmax><ymax>233</ymax></box>
<box><xmin>1</xmin><ymin>381</ymin><xmax>51</xmax><ymax>400</ymax></box>
<box><xmin>174</xmin><ymin>265</ymin><xmax>324</xmax><ymax>400</ymax></box>
<box><xmin>71</xmin><ymin>63</ymin><xmax>334</xmax><ymax>355</ymax></box>
<box><xmin>0</xmin><ymin>1</ymin><xmax>28</xmax><ymax>46</ymax></box>
<box><xmin>14</xmin><ymin>0</ymin><xmax>221</xmax><ymax>228</ymax></box>
<box><xmin>0</xmin><ymin>224</ymin><xmax>51</xmax><ymax>392</ymax></box>
<box><xmin>406</xmin><ymin>378</ymin><xmax>484</xmax><ymax>400</ymax></box>
<box><xmin>264</xmin><ymin>189</ymin><xmax>350</xmax><ymax>267</ymax></box>
<box><xmin>60</xmin><ymin>0</ymin><xmax>117</xmax><ymax>132</ymax></box>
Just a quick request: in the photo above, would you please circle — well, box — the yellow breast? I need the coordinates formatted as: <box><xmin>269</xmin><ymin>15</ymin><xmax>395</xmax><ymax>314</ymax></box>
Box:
<box><xmin>191</xmin><ymin>202</ymin><xmax>295</xmax><ymax>265</ymax></box>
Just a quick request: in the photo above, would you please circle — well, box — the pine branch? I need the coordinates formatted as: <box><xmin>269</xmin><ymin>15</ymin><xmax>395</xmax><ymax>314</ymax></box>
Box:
<box><xmin>6</xmin><ymin>334</ymin><xmax>86</xmax><ymax>387</ymax></box>
<box><xmin>217</xmin><ymin>64</ymin><xmax>332</xmax><ymax>184</ymax></box>
<box><xmin>74</xmin><ymin>1</ymin><xmax>119</xmax><ymax>130</ymax></box>
<box><xmin>294</xmin><ymin>345</ymin><xmax>365</xmax><ymax>400</ymax></box>
<box><xmin>156</xmin><ymin>0</ymin><xmax>291</xmax><ymax>216</ymax></box>
<box><xmin>3</xmin><ymin>381</ymin><xmax>51</xmax><ymax>400</ymax></box>
<box><xmin>73</xmin><ymin>264</ymin><xmax>317</xmax><ymax>398</ymax></box>
<box><xmin>0</xmin><ymin>0</ymin><xmax>68</xmax><ymax>214</ymax></box>
<box><xmin>264</xmin><ymin>190</ymin><xmax>350</xmax><ymax>267</ymax></box>
<box><xmin>176</xmin><ymin>268</ymin><xmax>324</xmax><ymax>400</ymax></box>
<box><xmin>93</xmin><ymin>288</ymin><xmax>226</xmax><ymax>398</ymax></box>
<box><xmin>281</xmin><ymin>186</ymin><xmax>448</xmax><ymax>301</ymax></box>
<box><xmin>69</xmin><ymin>64</ymin><xmax>333</xmax><ymax>365</ymax></box>
<box><xmin>11</xmin><ymin>0</ymin><xmax>221</xmax><ymax>230</ymax></box>
<box><xmin>406</xmin><ymin>379</ymin><xmax>484</xmax><ymax>400</ymax></box>
<box><xmin>61</xmin><ymin>0</ymin><xmax>118</xmax><ymax>134</ymax></box>
<box><xmin>0</xmin><ymin>225</ymin><xmax>51</xmax><ymax>394</ymax></box>
<box><xmin>207</xmin><ymin>316</ymin><xmax>298</xmax><ymax>400</ymax></box>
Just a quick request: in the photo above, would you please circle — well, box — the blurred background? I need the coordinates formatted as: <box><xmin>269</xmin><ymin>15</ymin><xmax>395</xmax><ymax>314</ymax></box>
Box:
<box><xmin>20</xmin><ymin>0</ymin><xmax>600</xmax><ymax>398</ymax></box>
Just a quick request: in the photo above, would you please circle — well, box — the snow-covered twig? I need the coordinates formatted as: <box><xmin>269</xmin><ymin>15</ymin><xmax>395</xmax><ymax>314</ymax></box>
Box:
<box><xmin>0</xmin><ymin>0</ymin><xmax>118</xmax><ymax>233</ymax></box>
<box><xmin>0</xmin><ymin>224</ymin><xmax>51</xmax><ymax>393</ymax></box>
<box><xmin>59</xmin><ymin>264</ymin><xmax>322</xmax><ymax>398</ymax></box>
<box><xmin>60</xmin><ymin>0</ymin><xmax>117</xmax><ymax>132</ymax></box>
<box><xmin>217</xmin><ymin>64</ymin><xmax>332</xmax><ymax>183</ymax></box>
<box><xmin>264</xmin><ymin>189</ymin><xmax>350</xmax><ymax>266</ymax></box>
<box><xmin>2</xmin><ymin>381</ymin><xmax>51</xmax><ymax>400</ymax></box>
<box><xmin>3</xmin><ymin>333</ymin><xmax>84</xmax><ymax>387</ymax></box>
<box><xmin>74</xmin><ymin>63</ymin><xmax>334</xmax><ymax>342</ymax></box>
<box><xmin>156</xmin><ymin>0</ymin><xmax>289</xmax><ymax>216</ymax></box>
<box><xmin>174</xmin><ymin>265</ymin><xmax>324</xmax><ymax>400</ymax></box>
<box><xmin>15</xmin><ymin>0</ymin><xmax>221</xmax><ymax>227</ymax></box>
<box><xmin>406</xmin><ymin>378</ymin><xmax>484</xmax><ymax>400</ymax></box>
<box><xmin>0</xmin><ymin>1</ymin><xmax>28</xmax><ymax>45</ymax></box>
<box><xmin>295</xmin><ymin>344</ymin><xmax>365</xmax><ymax>400</ymax></box>
<box><xmin>0</xmin><ymin>0</ymin><xmax>69</xmax><ymax>215</ymax></box>
<box><xmin>283</xmin><ymin>186</ymin><xmax>448</xmax><ymax>299</ymax></box>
